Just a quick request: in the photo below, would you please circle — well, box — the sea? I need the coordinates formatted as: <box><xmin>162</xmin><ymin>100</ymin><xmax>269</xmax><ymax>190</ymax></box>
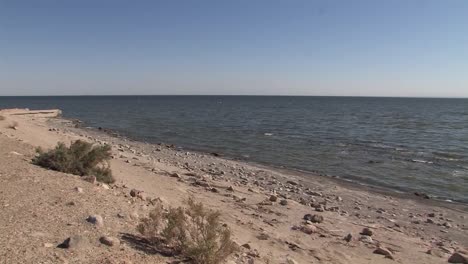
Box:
<box><xmin>1</xmin><ymin>96</ymin><xmax>467</xmax><ymax>203</ymax></box>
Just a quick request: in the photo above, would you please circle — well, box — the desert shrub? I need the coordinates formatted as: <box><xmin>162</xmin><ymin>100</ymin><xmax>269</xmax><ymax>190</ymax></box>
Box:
<box><xmin>137</xmin><ymin>198</ymin><xmax>237</xmax><ymax>264</ymax></box>
<box><xmin>137</xmin><ymin>203</ymin><xmax>166</xmax><ymax>244</ymax></box>
<box><xmin>33</xmin><ymin>140</ymin><xmax>114</xmax><ymax>183</ymax></box>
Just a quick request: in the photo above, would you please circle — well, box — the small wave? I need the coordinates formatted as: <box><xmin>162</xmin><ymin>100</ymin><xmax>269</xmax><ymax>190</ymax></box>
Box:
<box><xmin>370</xmin><ymin>143</ymin><xmax>395</xmax><ymax>149</ymax></box>
<box><xmin>452</xmin><ymin>170</ymin><xmax>468</xmax><ymax>178</ymax></box>
<box><xmin>435</xmin><ymin>157</ymin><xmax>460</xmax><ymax>162</ymax></box>
<box><xmin>432</xmin><ymin>151</ymin><xmax>465</xmax><ymax>160</ymax></box>
<box><xmin>410</xmin><ymin>159</ymin><xmax>434</xmax><ymax>164</ymax></box>
<box><xmin>264</xmin><ymin>133</ymin><xmax>273</xmax><ymax>136</ymax></box>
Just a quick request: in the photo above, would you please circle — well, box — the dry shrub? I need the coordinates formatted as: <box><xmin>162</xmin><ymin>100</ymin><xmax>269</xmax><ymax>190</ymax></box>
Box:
<box><xmin>137</xmin><ymin>198</ymin><xmax>237</xmax><ymax>264</ymax></box>
<box><xmin>137</xmin><ymin>203</ymin><xmax>166</xmax><ymax>244</ymax></box>
<box><xmin>33</xmin><ymin>140</ymin><xmax>114</xmax><ymax>183</ymax></box>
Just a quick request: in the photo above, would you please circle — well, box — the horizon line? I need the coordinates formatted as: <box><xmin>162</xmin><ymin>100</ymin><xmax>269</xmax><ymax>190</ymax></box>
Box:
<box><xmin>0</xmin><ymin>94</ymin><xmax>467</xmax><ymax>99</ymax></box>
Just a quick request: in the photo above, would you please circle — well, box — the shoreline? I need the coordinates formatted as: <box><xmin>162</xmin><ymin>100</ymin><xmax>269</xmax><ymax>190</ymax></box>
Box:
<box><xmin>72</xmin><ymin>116</ymin><xmax>468</xmax><ymax>208</ymax></box>
<box><xmin>1</xmin><ymin>108</ymin><xmax>467</xmax><ymax>264</ymax></box>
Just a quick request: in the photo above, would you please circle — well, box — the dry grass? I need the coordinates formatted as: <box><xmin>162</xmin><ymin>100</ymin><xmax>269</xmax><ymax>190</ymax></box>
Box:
<box><xmin>137</xmin><ymin>198</ymin><xmax>237</xmax><ymax>264</ymax></box>
<box><xmin>33</xmin><ymin>140</ymin><xmax>114</xmax><ymax>183</ymax></box>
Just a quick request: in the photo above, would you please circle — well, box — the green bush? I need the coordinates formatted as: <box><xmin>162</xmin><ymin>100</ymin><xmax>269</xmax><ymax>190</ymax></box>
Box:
<box><xmin>137</xmin><ymin>198</ymin><xmax>237</xmax><ymax>264</ymax></box>
<box><xmin>33</xmin><ymin>140</ymin><xmax>114</xmax><ymax>183</ymax></box>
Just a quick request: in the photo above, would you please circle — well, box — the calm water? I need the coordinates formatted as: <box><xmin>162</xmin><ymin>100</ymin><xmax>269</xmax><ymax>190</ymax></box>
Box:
<box><xmin>2</xmin><ymin>96</ymin><xmax>468</xmax><ymax>202</ymax></box>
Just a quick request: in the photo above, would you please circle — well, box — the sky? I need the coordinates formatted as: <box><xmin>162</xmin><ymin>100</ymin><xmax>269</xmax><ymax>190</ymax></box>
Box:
<box><xmin>0</xmin><ymin>0</ymin><xmax>467</xmax><ymax>97</ymax></box>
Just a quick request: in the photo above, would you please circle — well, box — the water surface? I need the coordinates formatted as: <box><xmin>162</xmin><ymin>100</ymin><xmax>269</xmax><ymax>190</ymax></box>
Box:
<box><xmin>2</xmin><ymin>96</ymin><xmax>467</xmax><ymax>202</ymax></box>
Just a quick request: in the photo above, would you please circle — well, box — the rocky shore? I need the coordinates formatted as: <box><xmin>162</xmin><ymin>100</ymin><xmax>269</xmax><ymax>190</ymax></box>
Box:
<box><xmin>0</xmin><ymin>108</ymin><xmax>467</xmax><ymax>264</ymax></box>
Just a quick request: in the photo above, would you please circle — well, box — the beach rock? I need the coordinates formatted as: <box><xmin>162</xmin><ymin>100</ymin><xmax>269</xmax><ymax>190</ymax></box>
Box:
<box><xmin>257</xmin><ymin>233</ymin><xmax>270</xmax><ymax>240</ymax></box>
<box><xmin>241</xmin><ymin>243</ymin><xmax>251</xmax><ymax>250</ymax></box>
<box><xmin>286</xmin><ymin>180</ymin><xmax>298</xmax><ymax>186</ymax></box>
<box><xmin>286</xmin><ymin>257</ymin><xmax>299</xmax><ymax>264</ymax></box>
<box><xmin>360</xmin><ymin>227</ymin><xmax>373</xmax><ymax>236</ymax></box>
<box><xmin>359</xmin><ymin>235</ymin><xmax>373</xmax><ymax>244</ymax></box>
<box><xmin>194</xmin><ymin>180</ymin><xmax>211</xmax><ymax>188</ymax></box>
<box><xmin>247</xmin><ymin>249</ymin><xmax>260</xmax><ymax>258</ymax></box>
<box><xmin>74</xmin><ymin>187</ymin><xmax>83</xmax><ymax>193</ymax></box>
<box><xmin>99</xmin><ymin>236</ymin><xmax>120</xmax><ymax>247</ymax></box>
<box><xmin>344</xmin><ymin>233</ymin><xmax>353</xmax><ymax>242</ymax></box>
<box><xmin>269</xmin><ymin>195</ymin><xmax>278</xmax><ymax>202</ymax></box>
<box><xmin>227</xmin><ymin>186</ymin><xmax>234</xmax><ymax>192</ymax></box>
<box><xmin>300</xmin><ymin>224</ymin><xmax>317</xmax><ymax>234</ymax></box>
<box><xmin>279</xmin><ymin>199</ymin><xmax>288</xmax><ymax>206</ymax></box>
<box><xmin>305</xmin><ymin>190</ymin><xmax>322</xmax><ymax>197</ymax></box>
<box><xmin>170</xmin><ymin>172</ymin><xmax>181</xmax><ymax>178</ymax></box>
<box><xmin>259</xmin><ymin>200</ymin><xmax>273</xmax><ymax>206</ymax></box>
<box><xmin>57</xmin><ymin>235</ymin><xmax>86</xmax><ymax>249</ymax></box>
<box><xmin>315</xmin><ymin>205</ymin><xmax>325</xmax><ymax>212</ymax></box>
<box><xmin>100</xmin><ymin>183</ymin><xmax>110</xmax><ymax>190</ymax></box>
<box><xmin>373</xmin><ymin>247</ymin><xmax>393</xmax><ymax>259</ymax></box>
<box><xmin>129</xmin><ymin>189</ymin><xmax>137</xmax><ymax>197</ymax></box>
<box><xmin>136</xmin><ymin>192</ymin><xmax>147</xmax><ymax>201</ymax></box>
<box><xmin>448</xmin><ymin>252</ymin><xmax>468</xmax><ymax>263</ymax></box>
<box><xmin>86</xmin><ymin>215</ymin><xmax>104</xmax><ymax>226</ymax></box>
<box><xmin>185</xmin><ymin>172</ymin><xmax>198</xmax><ymax>177</ymax></box>
<box><xmin>428</xmin><ymin>212</ymin><xmax>436</xmax><ymax>217</ymax></box>
<box><xmin>414</xmin><ymin>192</ymin><xmax>430</xmax><ymax>199</ymax></box>
<box><xmin>304</xmin><ymin>214</ymin><xmax>324</xmax><ymax>223</ymax></box>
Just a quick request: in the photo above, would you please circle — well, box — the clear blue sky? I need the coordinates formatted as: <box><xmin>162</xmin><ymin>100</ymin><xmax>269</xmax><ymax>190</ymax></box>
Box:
<box><xmin>1</xmin><ymin>0</ymin><xmax>467</xmax><ymax>97</ymax></box>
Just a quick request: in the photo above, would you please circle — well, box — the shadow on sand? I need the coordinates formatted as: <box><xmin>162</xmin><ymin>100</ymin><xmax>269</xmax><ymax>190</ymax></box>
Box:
<box><xmin>120</xmin><ymin>233</ymin><xmax>178</xmax><ymax>257</ymax></box>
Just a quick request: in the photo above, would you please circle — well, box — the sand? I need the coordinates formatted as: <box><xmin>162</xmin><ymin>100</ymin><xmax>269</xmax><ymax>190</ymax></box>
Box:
<box><xmin>0</xmin><ymin>108</ymin><xmax>467</xmax><ymax>264</ymax></box>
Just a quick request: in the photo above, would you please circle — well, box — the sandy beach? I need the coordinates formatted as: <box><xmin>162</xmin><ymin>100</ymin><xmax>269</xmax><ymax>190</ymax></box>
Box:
<box><xmin>0</xmin><ymin>108</ymin><xmax>467</xmax><ymax>264</ymax></box>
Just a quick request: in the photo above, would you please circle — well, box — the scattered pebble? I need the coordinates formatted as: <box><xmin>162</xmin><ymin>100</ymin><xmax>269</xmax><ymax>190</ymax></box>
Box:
<box><xmin>448</xmin><ymin>252</ymin><xmax>468</xmax><ymax>263</ymax></box>
<box><xmin>360</xmin><ymin>227</ymin><xmax>373</xmax><ymax>236</ymax></box>
<box><xmin>344</xmin><ymin>233</ymin><xmax>353</xmax><ymax>242</ymax></box>
<box><xmin>304</xmin><ymin>214</ymin><xmax>324</xmax><ymax>223</ymax></box>
<box><xmin>99</xmin><ymin>236</ymin><xmax>120</xmax><ymax>247</ymax></box>
<box><xmin>57</xmin><ymin>235</ymin><xmax>86</xmax><ymax>249</ymax></box>
<box><xmin>86</xmin><ymin>215</ymin><xmax>104</xmax><ymax>227</ymax></box>
<box><xmin>373</xmin><ymin>247</ymin><xmax>393</xmax><ymax>259</ymax></box>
